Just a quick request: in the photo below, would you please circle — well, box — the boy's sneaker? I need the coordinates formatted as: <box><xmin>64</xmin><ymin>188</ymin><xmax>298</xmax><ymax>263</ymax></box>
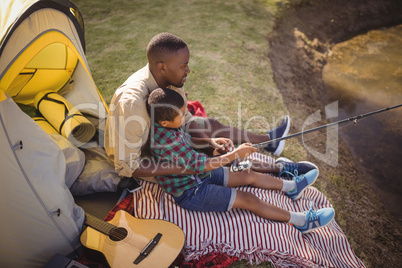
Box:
<box><xmin>276</xmin><ymin>157</ymin><xmax>319</xmax><ymax>178</ymax></box>
<box><xmin>295</xmin><ymin>205</ymin><xmax>335</xmax><ymax>234</ymax></box>
<box><xmin>285</xmin><ymin>169</ymin><xmax>318</xmax><ymax>200</ymax></box>
<box><xmin>265</xmin><ymin>116</ymin><xmax>291</xmax><ymax>156</ymax></box>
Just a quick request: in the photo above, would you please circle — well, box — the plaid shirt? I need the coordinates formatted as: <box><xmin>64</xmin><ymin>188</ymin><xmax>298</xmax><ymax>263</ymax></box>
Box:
<box><xmin>150</xmin><ymin>123</ymin><xmax>208</xmax><ymax>196</ymax></box>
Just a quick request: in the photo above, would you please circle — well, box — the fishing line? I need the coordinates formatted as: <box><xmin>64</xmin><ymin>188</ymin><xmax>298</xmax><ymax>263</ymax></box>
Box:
<box><xmin>276</xmin><ymin>120</ymin><xmax>358</xmax><ymax>151</ymax></box>
<box><xmin>252</xmin><ymin>104</ymin><xmax>402</xmax><ymax>149</ymax></box>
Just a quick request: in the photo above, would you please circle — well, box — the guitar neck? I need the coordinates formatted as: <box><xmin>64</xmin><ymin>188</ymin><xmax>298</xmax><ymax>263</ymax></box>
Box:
<box><xmin>85</xmin><ymin>213</ymin><xmax>116</xmax><ymax>235</ymax></box>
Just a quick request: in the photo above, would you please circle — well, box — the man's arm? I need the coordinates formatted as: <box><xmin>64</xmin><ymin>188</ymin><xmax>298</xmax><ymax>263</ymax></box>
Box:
<box><xmin>186</xmin><ymin>120</ymin><xmax>210</xmax><ymax>139</ymax></box>
<box><xmin>190</xmin><ymin>136</ymin><xmax>235</xmax><ymax>155</ymax></box>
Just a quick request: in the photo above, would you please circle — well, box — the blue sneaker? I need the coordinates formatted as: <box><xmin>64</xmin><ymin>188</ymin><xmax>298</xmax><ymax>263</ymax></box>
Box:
<box><xmin>285</xmin><ymin>169</ymin><xmax>318</xmax><ymax>200</ymax></box>
<box><xmin>295</xmin><ymin>205</ymin><xmax>335</xmax><ymax>234</ymax></box>
<box><xmin>276</xmin><ymin>157</ymin><xmax>319</xmax><ymax>178</ymax></box>
<box><xmin>266</xmin><ymin>116</ymin><xmax>291</xmax><ymax>156</ymax></box>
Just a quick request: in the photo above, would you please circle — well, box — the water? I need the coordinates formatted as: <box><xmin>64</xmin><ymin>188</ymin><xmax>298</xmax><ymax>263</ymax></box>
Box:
<box><xmin>322</xmin><ymin>25</ymin><xmax>402</xmax><ymax>221</ymax></box>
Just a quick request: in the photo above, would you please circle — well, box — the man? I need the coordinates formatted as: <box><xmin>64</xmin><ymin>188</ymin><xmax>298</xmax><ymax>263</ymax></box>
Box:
<box><xmin>105</xmin><ymin>32</ymin><xmax>291</xmax><ymax>182</ymax></box>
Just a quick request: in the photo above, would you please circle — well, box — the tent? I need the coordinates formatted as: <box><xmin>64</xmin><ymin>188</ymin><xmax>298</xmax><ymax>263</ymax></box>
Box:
<box><xmin>0</xmin><ymin>0</ymin><xmax>108</xmax><ymax>267</ymax></box>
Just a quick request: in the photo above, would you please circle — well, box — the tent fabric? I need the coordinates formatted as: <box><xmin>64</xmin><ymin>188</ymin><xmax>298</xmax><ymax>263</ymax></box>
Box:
<box><xmin>0</xmin><ymin>95</ymin><xmax>84</xmax><ymax>267</ymax></box>
<box><xmin>0</xmin><ymin>0</ymin><xmax>85</xmax><ymax>55</ymax></box>
<box><xmin>70</xmin><ymin>145</ymin><xmax>121</xmax><ymax>196</ymax></box>
<box><xmin>0</xmin><ymin>0</ymin><xmax>107</xmax><ymax>118</ymax></box>
<box><xmin>33</xmin><ymin>116</ymin><xmax>118</xmax><ymax>195</ymax></box>
<box><xmin>0</xmin><ymin>0</ymin><xmax>112</xmax><ymax>266</ymax></box>
<box><xmin>34</xmin><ymin>91</ymin><xmax>96</xmax><ymax>147</ymax></box>
<box><xmin>0</xmin><ymin>4</ymin><xmax>84</xmax><ymax>97</ymax></box>
<box><xmin>49</xmin><ymin>133</ymin><xmax>86</xmax><ymax>188</ymax></box>
<box><xmin>0</xmin><ymin>0</ymin><xmax>108</xmax><ymax>142</ymax></box>
<box><xmin>34</xmin><ymin>117</ymin><xmax>87</xmax><ymax>188</ymax></box>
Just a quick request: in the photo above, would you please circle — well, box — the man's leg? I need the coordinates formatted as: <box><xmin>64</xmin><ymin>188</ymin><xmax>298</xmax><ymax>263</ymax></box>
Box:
<box><xmin>186</xmin><ymin>116</ymin><xmax>290</xmax><ymax>155</ymax></box>
<box><xmin>227</xmin><ymin>168</ymin><xmax>319</xmax><ymax>201</ymax></box>
<box><xmin>227</xmin><ymin>169</ymin><xmax>284</xmax><ymax>190</ymax></box>
<box><xmin>196</xmin><ymin>117</ymin><xmax>269</xmax><ymax>144</ymax></box>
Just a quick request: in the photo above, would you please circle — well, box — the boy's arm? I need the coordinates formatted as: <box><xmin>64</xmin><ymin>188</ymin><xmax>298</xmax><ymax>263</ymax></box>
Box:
<box><xmin>138</xmin><ymin>129</ymin><xmax>207</xmax><ymax>177</ymax></box>
<box><xmin>132</xmin><ymin>144</ymin><xmax>257</xmax><ymax>177</ymax></box>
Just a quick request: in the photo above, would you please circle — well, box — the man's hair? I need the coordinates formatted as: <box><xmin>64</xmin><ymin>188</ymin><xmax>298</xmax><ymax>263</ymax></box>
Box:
<box><xmin>146</xmin><ymin>33</ymin><xmax>187</xmax><ymax>63</ymax></box>
<box><xmin>147</xmin><ymin>88</ymin><xmax>185</xmax><ymax>123</ymax></box>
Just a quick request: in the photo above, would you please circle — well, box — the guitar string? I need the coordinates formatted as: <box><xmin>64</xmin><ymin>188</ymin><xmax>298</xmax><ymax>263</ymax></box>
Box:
<box><xmin>87</xmin><ymin>225</ymin><xmax>153</xmax><ymax>250</ymax></box>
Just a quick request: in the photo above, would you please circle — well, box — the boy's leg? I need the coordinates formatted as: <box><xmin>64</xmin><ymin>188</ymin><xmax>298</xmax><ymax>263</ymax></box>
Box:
<box><xmin>232</xmin><ymin>190</ymin><xmax>336</xmax><ymax>234</ymax></box>
<box><xmin>232</xmin><ymin>190</ymin><xmax>291</xmax><ymax>222</ymax></box>
<box><xmin>227</xmin><ymin>169</ymin><xmax>284</xmax><ymax>190</ymax></box>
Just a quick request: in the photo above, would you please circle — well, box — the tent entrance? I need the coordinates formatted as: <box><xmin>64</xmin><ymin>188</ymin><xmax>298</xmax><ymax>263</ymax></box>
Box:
<box><xmin>8</xmin><ymin>42</ymin><xmax>78</xmax><ymax>105</ymax></box>
<box><xmin>3</xmin><ymin>31</ymin><xmax>81</xmax><ymax>106</ymax></box>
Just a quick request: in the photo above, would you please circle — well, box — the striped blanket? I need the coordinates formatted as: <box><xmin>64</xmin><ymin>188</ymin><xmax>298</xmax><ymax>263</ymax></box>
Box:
<box><xmin>108</xmin><ymin>153</ymin><xmax>365</xmax><ymax>267</ymax></box>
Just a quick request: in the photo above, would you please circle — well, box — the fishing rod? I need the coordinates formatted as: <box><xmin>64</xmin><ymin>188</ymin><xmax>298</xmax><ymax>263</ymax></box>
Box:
<box><xmin>252</xmin><ymin>103</ymin><xmax>402</xmax><ymax>149</ymax></box>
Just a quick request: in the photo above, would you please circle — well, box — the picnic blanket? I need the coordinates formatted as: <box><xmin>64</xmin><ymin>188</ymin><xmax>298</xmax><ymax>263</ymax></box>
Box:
<box><xmin>105</xmin><ymin>153</ymin><xmax>365</xmax><ymax>267</ymax></box>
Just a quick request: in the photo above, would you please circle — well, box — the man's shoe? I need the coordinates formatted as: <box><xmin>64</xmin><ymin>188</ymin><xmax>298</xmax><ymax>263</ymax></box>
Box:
<box><xmin>265</xmin><ymin>116</ymin><xmax>290</xmax><ymax>156</ymax></box>
<box><xmin>276</xmin><ymin>157</ymin><xmax>319</xmax><ymax>178</ymax></box>
<box><xmin>285</xmin><ymin>169</ymin><xmax>318</xmax><ymax>200</ymax></box>
<box><xmin>295</xmin><ymin>205</ymin><xmax>335</xmax><ymax>234</ymax></box>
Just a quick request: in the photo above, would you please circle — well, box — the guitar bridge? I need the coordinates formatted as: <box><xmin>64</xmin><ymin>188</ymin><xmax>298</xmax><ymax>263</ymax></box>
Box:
<box><xmin>133</xmin><ymin>233</ymin><xmax>162</xmax><ymax>264</ymax></box>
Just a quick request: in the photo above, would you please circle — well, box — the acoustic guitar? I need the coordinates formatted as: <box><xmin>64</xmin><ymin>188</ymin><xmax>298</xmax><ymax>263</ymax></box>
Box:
<box><xmin>80</xmin><ymin>210</ymin><xmax>185</xmax><ymax>267</ymax></box>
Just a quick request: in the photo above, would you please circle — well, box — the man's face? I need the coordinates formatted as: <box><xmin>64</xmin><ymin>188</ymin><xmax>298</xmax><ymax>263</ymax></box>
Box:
<box><xmin>162</xmin><ymin>46</ymin><xmax>190</xmax><ymax>88</ymax></box>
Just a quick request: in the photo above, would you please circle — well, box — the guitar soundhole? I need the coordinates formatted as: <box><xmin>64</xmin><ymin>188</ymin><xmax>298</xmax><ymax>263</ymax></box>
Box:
<box><xmin>109</xmin><ymin>227</ymin><xmax>128</xmax><ymax>241</ymax></box>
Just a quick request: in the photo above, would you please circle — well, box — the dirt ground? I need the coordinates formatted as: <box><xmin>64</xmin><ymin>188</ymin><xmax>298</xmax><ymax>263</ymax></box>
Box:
<box><xmin>267</xmin><ymin>0</ymin><xmax>402</xmax><ymax>267</ymax></box>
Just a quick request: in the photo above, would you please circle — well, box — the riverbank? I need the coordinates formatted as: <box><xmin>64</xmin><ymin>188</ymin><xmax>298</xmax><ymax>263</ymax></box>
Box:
<box><xmin>268</xmin><ymin>0</ymin><xmax>402</xmax><ymax>267</ymax></box>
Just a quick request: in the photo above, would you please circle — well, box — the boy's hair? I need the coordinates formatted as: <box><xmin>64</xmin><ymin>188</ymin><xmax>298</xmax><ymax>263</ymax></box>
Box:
<box><xmin>147</xmin><ymin>88</ymin><xmax>185</xmax><ymax>123</ymax></box>
<box><xmin>146</xmin><ymin>33</ymin><xmax>187</xmax><ymax>63</ymax></box>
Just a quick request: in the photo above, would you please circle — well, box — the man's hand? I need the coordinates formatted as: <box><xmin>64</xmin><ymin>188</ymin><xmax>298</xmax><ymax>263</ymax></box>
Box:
<box><xmin>233</xmin><ymin>143</ymin><xmax>258</xmax><ymax>159</ymax></box>
<box><xmin>210</xmin><ymin>137</ymin><xmax>234</xmax><ymax>155</ymax></box>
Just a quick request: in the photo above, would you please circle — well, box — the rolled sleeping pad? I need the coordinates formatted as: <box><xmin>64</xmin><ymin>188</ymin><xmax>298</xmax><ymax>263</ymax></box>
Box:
<box><xmin>33</xmin><ymin>116</ymin><xmax>59</xmax><ymax>135</ymax></box>
<box><xmin>34</xmin><ymin>91</ymin><xmax>96</xmax><ymax>147</ymax></box>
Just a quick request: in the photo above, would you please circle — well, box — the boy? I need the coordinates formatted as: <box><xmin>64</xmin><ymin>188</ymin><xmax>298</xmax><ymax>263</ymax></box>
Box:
<box><xmin>147</xmin><ymin>88</ymin><xmax>335</xmax><ymax>234</ymax></box>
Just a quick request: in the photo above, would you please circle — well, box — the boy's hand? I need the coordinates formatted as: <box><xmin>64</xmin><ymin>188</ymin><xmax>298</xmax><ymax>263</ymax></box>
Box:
<box><xmin>234</xmin><ymin>143</ymin><xmax>258</xmax><ymax>159</ymax></box>
<box><xmin>210</xmin><ymin>138</ymin><xmax>234</xmax><ymax>154</ymax></box>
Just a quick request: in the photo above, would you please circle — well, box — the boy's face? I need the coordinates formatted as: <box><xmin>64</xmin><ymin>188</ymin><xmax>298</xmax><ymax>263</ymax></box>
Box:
<box><xmin>161</xmin><ymin>105</ymin><xmax>186</xmax><ymax>129</ymax></box>
<box><xmin>161</xmin><ymin>47</ymin><xmax>190</xmax><ymax>88</ymax></box>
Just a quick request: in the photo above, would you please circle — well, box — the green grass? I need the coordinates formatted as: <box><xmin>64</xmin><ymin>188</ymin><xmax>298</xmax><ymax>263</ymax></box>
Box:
<box><xmin>74</xmin><ymin>0</ymin><xmax>305</xmax><ymax>266</ymax></box>
<box><xmin>77</xmin><ymin>0</ymin><xmax>284</xmax><ymax>118</ymax></box>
